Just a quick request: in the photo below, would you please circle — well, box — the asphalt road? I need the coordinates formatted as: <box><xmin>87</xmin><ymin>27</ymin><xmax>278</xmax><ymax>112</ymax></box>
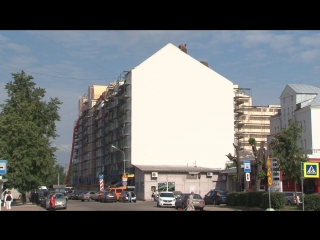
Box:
<box><xmin>1</xmin><ymin>200</ymin><xmax>242</xmax><ymax>211</ymax></box>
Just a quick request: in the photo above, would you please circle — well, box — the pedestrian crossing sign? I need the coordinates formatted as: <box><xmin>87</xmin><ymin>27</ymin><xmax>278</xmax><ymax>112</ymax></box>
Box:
<box><xmin>303</xmin><ymin>162</ymin><xmax>319</xmax><ymax>178</ymax></box>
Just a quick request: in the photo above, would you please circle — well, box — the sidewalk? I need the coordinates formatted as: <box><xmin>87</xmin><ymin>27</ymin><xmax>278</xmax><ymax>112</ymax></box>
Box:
<box><xmin>1</xmin><ymin>202</ymin><xmax>46</xmax><ymax>211</ymax></box>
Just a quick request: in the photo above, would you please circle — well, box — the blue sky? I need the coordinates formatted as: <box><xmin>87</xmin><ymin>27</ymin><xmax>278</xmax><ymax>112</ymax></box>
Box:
<box><xmin>1</xmin><ymin>30</ymin><xmax>320</xmax><ymax>168</ymax></box>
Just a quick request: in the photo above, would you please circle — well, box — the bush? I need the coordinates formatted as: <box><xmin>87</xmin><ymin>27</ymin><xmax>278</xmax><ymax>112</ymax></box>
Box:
<box><xmin>236</xmin><ymin>192</ymin><xmax>246</xmax><ymax>206</ymax></box>
<box><xmin>261</xmin><ymin>192</ymin><xmax>285</xmax><ymax>209</ymax></box>
<box><xmin>302</xmin><ymin>194</ymin><xmax>320</xmax><ymax>211</ymax></box>
<box><xmin>226</xmin><ymin>192</ymin><xmax>238</xmax><ymax>206</ymax></box>
<box><xmin>245</xmin><ymin>192</ymin><xmax>264</xmax><ymax>207</ymax></box>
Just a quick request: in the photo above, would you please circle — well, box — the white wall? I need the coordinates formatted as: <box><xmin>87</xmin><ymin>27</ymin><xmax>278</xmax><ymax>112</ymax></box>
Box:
<box><xmin>311</xmin><ymin>108</ymin><xmax>320</xmax><ymax>151</ymax></box>
<box><xmin>130</xmin><ymin>43</ymin><xmax>234</xmax><ymax>169</ymax></box>
<box><xmin>295</xmin><ymin>108</ymin><xmax>311</xmax><ymax>150</ymax></box>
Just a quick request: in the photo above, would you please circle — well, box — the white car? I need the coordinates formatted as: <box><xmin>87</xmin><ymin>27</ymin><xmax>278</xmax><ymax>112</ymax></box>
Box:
<box><xmin>157</xmin><ymin>191</ymin><xmax>176</xmax><ymax>207</ymax></box>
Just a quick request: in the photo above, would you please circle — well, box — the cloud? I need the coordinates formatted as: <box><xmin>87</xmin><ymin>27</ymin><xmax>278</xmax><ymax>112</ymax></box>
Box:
<box><xmin>299</xmin><ymin>33</ymin><xmax>320</xmax><ymax>46</ymax></box>
<box><xmin>300</xmin><ymin>49</ymin><xmax>320</xmax><ymax>62</ymax></box>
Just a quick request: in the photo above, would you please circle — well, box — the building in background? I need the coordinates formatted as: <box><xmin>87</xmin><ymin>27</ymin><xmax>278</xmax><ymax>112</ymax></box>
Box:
<box><xmin>70</xmin><ymin>43</ymin><xmax>235</xmax><ymax>195</ymax></box>
<box><xmin>269</xmin><ymin>84</ymin><xmax>320</xmax><ymax>193</ymax></box>
<box><xmin>222</xmin><ymin>85</ymin><xmax>280</xmax><ymax>192</ymax></box>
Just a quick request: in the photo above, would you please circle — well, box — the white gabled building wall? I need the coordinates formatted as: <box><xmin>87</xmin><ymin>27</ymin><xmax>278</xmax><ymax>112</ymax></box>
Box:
<box><xmin>130</xmin><ymin>43</ymin><xmax>234</xmax><ymax>169</ymax></box>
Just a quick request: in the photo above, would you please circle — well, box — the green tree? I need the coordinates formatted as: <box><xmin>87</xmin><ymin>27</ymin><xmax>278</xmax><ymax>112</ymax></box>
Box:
<box><xmin>226</xmin><ymin>143</ymin><xmax>242</xmax><ymax>192</ymax></box>
<box><xmin>248</xmin><ymin>138</ymin><xmax>266</xmax><ymax>192</ymax></box>
<box><xmin>45</xmin><ymin>164</ymin><xmax>67</xmax><ymax>186</ymax></box>
<box><xmin>0</xmin><ymin>71</ymin><xmax>62</xmax><ymax>203</ymax></box>
<box><xmin>270</xmin><ymin>119</ymin><xmax>308</xmax><ymax>196</ymax></box>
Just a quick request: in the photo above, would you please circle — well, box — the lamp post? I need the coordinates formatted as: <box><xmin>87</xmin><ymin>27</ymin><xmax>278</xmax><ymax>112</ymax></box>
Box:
<box><xmin>111</xmin><ymin>145</ymin><xmax>126</xmax><ymax>174</ymax></box>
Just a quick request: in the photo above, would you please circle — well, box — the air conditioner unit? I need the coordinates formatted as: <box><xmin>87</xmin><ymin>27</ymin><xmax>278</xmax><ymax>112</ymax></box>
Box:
<box><xmin>207</xmin><ymin>172</ymin><xmax>213</xmax><ymax>177</ymax></box>
<box><xmin>151</xmin><ymin>172</ymin><xmax>158</xmax><ymax>178</ymax></box>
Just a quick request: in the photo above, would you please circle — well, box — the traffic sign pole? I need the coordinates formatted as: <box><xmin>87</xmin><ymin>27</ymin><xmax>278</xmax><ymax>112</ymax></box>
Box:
<box><xmin>301</xmin><ymin>162</ymin><xmax>304</xmax><ymax>211</ymax></box>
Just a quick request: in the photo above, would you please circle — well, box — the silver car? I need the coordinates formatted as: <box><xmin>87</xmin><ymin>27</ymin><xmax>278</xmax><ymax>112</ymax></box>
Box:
<box><xmin>45</xmin><ymin>193</ymin><xmax>67</xmax><ymax>210</ymax></box>
<box><xmin>78</xmin><ymin>191</ymin><xmax>99</xmax><ymax>202</ymax></box>
<box><xmin>284</xmin><ymin>192</ymin><xmax>302</xmax><ymax>205</ymax></box>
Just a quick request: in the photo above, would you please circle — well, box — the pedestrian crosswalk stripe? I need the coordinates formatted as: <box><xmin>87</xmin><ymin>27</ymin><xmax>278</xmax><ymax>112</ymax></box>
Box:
<box><xmin>307</xmin><ymin>165</ymin><xmax>316</xmax><ymax>174</ymax></box>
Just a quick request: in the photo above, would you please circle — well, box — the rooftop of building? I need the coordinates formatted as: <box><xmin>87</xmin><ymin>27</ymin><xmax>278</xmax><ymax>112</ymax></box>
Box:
<box><xmin>132</xmin><ymin>164</ymin><xmax>222</xmax><ymax>173</ymax></box>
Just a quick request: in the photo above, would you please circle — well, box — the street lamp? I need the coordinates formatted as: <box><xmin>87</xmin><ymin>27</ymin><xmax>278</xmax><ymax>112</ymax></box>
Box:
<box><xmin>111</xmin><ymin>145</ymin><xmax>126</xmax><ymax>174</ymax></box>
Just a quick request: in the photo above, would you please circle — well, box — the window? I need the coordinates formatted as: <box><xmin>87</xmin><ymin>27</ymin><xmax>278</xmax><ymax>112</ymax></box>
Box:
<box><xmin>283</xmin><ymin>97</ymin><xmax>285</xmax><ymax>103</ymax></box>
<box><xmin>304</xmin><ymin>139</ymin><xmax>306</xmax><ymax>149</ymax></box>
<box><xmin>274</xmin><ymin>127</ymin><xmax>276</xmax><ymax>134</ymax></box>
<box><xmin>303</xmin><ymin>120</ymin><xmax>306</xmax><ymax>132</ymax></box>
<box><xmin>187</xmin><ymin>174</ymin><xmax>197</xmax><ymax>179</ymax></box>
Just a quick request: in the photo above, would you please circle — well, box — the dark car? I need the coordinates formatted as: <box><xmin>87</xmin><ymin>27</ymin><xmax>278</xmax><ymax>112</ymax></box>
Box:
<box><xmin>71</xmin><ymin>190</ymin><xmax>86</xmax><ymax>200</ymax></box>
<box><xmin>40</xmin><ymin>191</ymin><xmax>49</xmax><ymax>207</ymax></box>
<box><xmin>203</xmin><ymin>189</ymin><xmax>228</xmax><ymax>205</ymax></box>
<box><xmin>99</xmin><ymin>190</ymin><xmax>117</xmax><ymax>203</ymax></box>
<box><xmin>118</xmin><ymin>191</ymin><xmax>136</xmax><ymax>203</ymax></box>
<box><xmin>173</xmin><ymin>191</ymin><xmax>183</xmax><ymax>199</ymax></box>
<box><xmin>175</xmin><ymin>193</ymin><xmax>205</xmax><ymax>211</ymax></box>
<box><xmin>66</xmin><ymin>190</ymin><xmax>77</xmax><ymax>200</ymax></box>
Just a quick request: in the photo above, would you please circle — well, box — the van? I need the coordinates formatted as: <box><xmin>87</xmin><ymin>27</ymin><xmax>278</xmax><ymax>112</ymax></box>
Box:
<box><xmin>105</xmin><ymin>187</ymin><xmax>124</xmax><ymax>201</ymax></box>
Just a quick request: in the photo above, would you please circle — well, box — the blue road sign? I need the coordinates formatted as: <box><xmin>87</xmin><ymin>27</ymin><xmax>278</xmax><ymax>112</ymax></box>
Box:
<box><xmin>243</xmin><ymin>160</ymin><xmax>251</xmax><ymax>173</ymax></box>
<box><xmin>0</xmin><ymin>160</ymin><xmax>7</xmax><ymax>175</ymax></box>
<box><xmin>99</xmin><ymin>174</ymin><xmax>104</xmax><ymax>179</ymax></box>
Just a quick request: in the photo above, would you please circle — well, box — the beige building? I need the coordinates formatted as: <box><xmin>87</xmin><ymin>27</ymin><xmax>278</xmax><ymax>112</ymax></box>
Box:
<box><xmin>133</xmin><ymin>165</ymin><xmax>225</xmax><ymax>201</ymax></box>
<box><xmin>233</xmin><ymin>85</ymin><xmax>280</xmax><ymax>161</ymax></box>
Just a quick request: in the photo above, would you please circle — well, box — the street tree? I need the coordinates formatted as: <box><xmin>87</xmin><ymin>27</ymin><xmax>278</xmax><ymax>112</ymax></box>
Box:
<box><xmin>269</xmin><ymin>119</ymin><xmax>308</xmax><ymax>197</ymax></box>
<box><xmin>46</xmin><ymin>164</ymin><xmax>67</xmax><ymax>186</ymax></box>
<box><xmin>0</xmin><ymin>71</ymin><xmax>62</xmax><ymax>203</ymax></box>
<box><xmin>226</xmin><ymin>143</ymin><xmax>242</xmax><ymax>192</ymax></box>
<box><xmin>248</xmin><ymin>138</ymin><xmax>266</xmax><ymax>192</ymax></box>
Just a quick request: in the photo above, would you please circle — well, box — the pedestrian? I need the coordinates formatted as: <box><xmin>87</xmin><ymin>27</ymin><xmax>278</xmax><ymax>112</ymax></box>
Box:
<box><xmin>4</xmin><ymin>191</ymin><xmax>13</xmax><ymax>211</ymax></box>
<box><xmin>151</xmin><ymin>190</ymin><xmax>155</xmax><ymax>201</ymax></box>
<box><xmin>127</xmin><ymin>191</ymin><xmax>132</xmax><ymax>203</ymax></box>
<box><xmin>49</xmin><ymin>193</ymin><xmax>56</xmax><ymax>211</ymax></box>
<box><xmin>186</xmin><ymin>191</ymin><xmax>195</xmax><ymax>211</ymax></box>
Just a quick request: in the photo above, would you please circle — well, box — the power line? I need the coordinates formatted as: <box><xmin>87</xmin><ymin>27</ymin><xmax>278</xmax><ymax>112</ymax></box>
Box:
<box><xmin>53</xmin><ymin>143</ymin><xmax>71</xmax><ymax>152</ymax></box>
<box><xmin>0</xmin><ymin>46</ymin><xmax>71</xmax><ymax>78</ymax></box>
<box><xmin>0</xmin><ymin>62</ymin><xmax>117</xmax><ymax>81</ymax></box>
<box><xmin>31</xmin><ymin>30</ymin><xmax>119</xmax><ymax>76</ymax></box>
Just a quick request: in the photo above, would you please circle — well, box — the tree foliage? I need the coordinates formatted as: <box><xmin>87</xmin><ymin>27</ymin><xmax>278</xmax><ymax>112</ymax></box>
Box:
<box><xmin>0</xmin><ymin>71</ymin><xmax>62</xmax><ymax>201</ymax></box>
<box><xmin>269</xmin><ymin>119</ymin><xmax>308</xmax><ymax>185</ymax></box>
<box><xmin>45</xmin><ymin>164</ymin><xmax>67</xmax><ymax>186</ymax></box>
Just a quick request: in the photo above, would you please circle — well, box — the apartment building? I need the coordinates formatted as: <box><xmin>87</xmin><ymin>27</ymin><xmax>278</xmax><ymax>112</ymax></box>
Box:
<box><xmin>269</xmin><ymin>84</ymin><xmax>320</xmax><ymax>193</ymax></box>
<box><xmin>70</xmin><ymin>43</ymin><xmax>235</xmax><ymax>196</ymax></box>
<box><xmin>233</xmin><ymin>85</ymin><xmax>280</xmax><ymax>160</ymax></box>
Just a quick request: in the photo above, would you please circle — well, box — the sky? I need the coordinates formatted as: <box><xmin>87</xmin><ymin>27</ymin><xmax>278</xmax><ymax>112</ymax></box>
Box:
<box><xmin>1</xmin><ymin>30</ymin><xmax>320</xmax><ymax>168</ymax></box>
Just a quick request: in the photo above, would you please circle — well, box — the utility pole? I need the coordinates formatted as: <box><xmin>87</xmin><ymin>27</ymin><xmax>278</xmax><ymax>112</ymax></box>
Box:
<box><xmin>58</xmin><ymin>172</ymin><xmax>60</xmax><ymax>185</ymax></box>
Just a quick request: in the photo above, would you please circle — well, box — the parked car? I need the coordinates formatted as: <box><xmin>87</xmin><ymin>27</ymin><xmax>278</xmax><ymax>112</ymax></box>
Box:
<box><xmin>118</xmin><ymin>191</ymin><xmax>136</xmax><ymax>203</ymax></box>
<box><xmin>78</xmin><ymin>191</ymin><xmax>91</xmax><ymax>202</ymax></box>
<box><xmin>175</xmin><ymin>193</ymin><xmax>205</xmax><ymax>211</ymax></box>
<box><xmin>157</xmin><ymin>191</ymin><xmax>176</xmax><ymax>207</ymax></box>
<box><xmin>66</xmin><ymin>190</ymin><xmax>77</xmax><ymax>200</ymax></box>
<box><xmin>99</xmin><ymin>190</ymin><xmax>117</xmax><ymax>203</ymax></box>
<box><xmin>71</xmin><ymin>190</ymin><xmax>86</xmax><ymax>200</ymax></box>
<box><xmin>108</xmin><ymin>187</ymin><xmax>125</xmax><ymax>201</ymax></box>
<box><xmin>40</xmin><ymin>191</ymin><xmax>49</xmax><ymax>207</ymax></box>
<box><xmin>173</xmin><ymin>191</ymin><xmax>183</xmax><ymax>199</ymax></box>
<box><xmin>45</xmin><ymin>193</ymin><xmax>67</xmax><ymax>210</ymax></box>
<box><xmin>203</xmin><ymin>189</ymin><xmax>228</xmax><ymax>205</ymax></box>
<box><xmin>90</xmin><ymin>191</ymin><xmax>101</xmax><ymax>201</ymax></box>
<box><xmin>284</xmin><ymin>191</ymin><xmax>303</xmax><ymax>205</ymax></box>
